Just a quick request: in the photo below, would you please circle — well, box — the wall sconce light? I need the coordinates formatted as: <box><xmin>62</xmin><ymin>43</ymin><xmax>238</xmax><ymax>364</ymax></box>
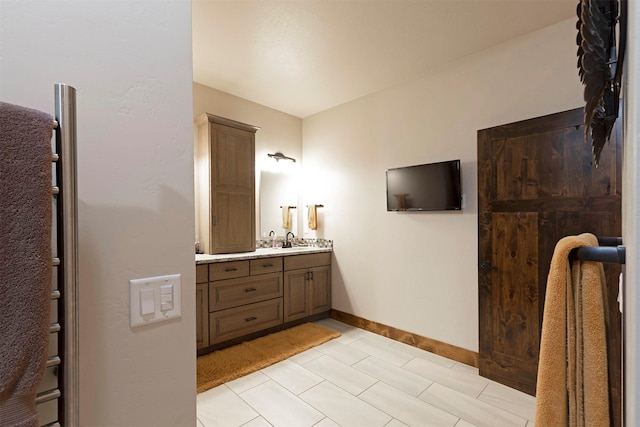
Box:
<box><xmin>268</xmin><ymin>152</ymin><xmax>296</xmax><ymax>163</ymax></box>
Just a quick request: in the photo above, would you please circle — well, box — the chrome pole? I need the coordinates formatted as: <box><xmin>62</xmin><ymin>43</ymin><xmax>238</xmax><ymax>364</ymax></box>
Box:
<box><xmin>54</xmin><ymin>83</ymin><xmax>78</xmax><ymax>426</ymax></box>
<box><xmin>623</xmin><ymin>2</ymin><xmax>639</xmax><ymax>424</ymax></box>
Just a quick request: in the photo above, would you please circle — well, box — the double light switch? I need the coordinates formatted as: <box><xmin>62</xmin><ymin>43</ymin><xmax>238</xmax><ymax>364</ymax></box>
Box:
<box><xmin>130</xmin><ymin>274</ymin><xmax>182</xmax><ymax>328</ymax></box>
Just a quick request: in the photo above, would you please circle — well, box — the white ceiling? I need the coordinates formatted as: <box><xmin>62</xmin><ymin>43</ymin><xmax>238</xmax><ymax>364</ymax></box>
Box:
<box><xmin>193</xmin><ymin>0</ymin><xmax>577</xmax><ymax>118</ymax></box>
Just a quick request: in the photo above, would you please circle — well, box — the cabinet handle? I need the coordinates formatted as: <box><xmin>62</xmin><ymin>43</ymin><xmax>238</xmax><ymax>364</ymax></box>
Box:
<box><xmin>245</xmin><ymin>316</ymin><xmax>257</xmax><ymax>322</ymax></box>
<box><xmin>225</xmin><ymin>267</ymin><xmax>238</xmax><ymax>272</ymax></box>
<box><xmin>244</xmin><ymin>287</ymin><xmax>257</xmax><ymax>292</ymax></box>
<box><xmin>263</xmin><ymin>263</ymin><xmax>273</xmax><ymax>267</ymax></box>
<box><xmin>310</xmin><ymin>271</ymin><xmax>314</xmax><ymax>280</ymax></box>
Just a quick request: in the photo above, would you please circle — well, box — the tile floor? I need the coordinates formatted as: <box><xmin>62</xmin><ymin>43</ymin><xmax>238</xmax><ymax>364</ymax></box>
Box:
<box><xmin>197</xmin><ymin>319</ymin><xmax>535</xmax><ymax>427</ymax></box>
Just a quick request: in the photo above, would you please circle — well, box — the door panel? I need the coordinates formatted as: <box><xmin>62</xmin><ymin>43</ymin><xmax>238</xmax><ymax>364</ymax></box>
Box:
<box><xmin>478</xmin><ymin>107</ymin><xmax>622</xmax><ymax>425</ymax></box>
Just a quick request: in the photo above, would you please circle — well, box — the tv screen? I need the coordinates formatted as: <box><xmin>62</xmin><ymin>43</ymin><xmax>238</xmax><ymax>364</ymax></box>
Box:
<box><xmin>386</xmin><ymin>160</ymin><xmax>462</xmax><ymax>211</ymax></box>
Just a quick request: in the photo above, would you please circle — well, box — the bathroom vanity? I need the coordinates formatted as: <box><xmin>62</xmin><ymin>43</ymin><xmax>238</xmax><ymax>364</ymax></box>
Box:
<box><xmin>196</xmin><ymin>247</ymin><xmax>332</xmax><ymax>354</ymax></box>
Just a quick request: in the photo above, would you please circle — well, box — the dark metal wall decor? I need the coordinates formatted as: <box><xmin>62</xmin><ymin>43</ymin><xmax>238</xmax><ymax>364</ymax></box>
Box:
<box><xmin>576</xmin><ymin>0</ymin><xmax>627</xmax><ymax>167</ymax></box>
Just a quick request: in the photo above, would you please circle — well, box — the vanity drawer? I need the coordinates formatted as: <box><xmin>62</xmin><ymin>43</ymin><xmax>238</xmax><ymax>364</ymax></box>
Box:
<box><xmin>209</xmin><ymin>298</ymin><xmax>283</xmax><ymax>344</ymax></box>
<box><xmin>209</xmin><ymin>260</ymin><xmax>249</xmax><ymax>280</ymax></box>
<box><xmin>250</xmin><ymin>257</ymin><xmax>282</xmax><ymax>275</ymax></box>
<box><xmin>284</xmin><ymin>252</ymin><xmax>331</xmax><ymax>271</ymax></box>
<box><xmin>209</xmin><ymin>273</ymin><xmax>283</xmax><ymax>311</ymax></box>
<box><xmin>196</xmin><ymin>264</ymin><xmax>208</xmax><ymax>284</ymax></box>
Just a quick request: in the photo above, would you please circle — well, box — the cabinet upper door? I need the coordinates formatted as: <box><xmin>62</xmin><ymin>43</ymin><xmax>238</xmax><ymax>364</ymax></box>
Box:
<box><xmin>212</xmin><ymin>123</ymin><xmax>254</xmax><ymax>192</ymax></box>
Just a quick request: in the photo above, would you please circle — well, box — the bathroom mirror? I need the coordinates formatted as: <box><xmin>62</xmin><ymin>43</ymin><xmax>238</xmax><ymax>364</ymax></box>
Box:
<box><xmin>260</xmin><ymin>170</ymin><xmax>298</xmax><ymax>237</ymax></box>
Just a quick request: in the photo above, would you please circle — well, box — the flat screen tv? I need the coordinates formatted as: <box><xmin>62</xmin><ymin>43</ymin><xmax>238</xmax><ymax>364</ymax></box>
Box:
<box><xmin>386</xmin><ymin>159</ymin><xmax>462</xmax><ymax>211</ymax></box>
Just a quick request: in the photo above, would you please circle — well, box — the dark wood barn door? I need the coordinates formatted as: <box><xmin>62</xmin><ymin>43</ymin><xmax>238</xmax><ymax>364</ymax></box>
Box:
<box><xmin>478</xmin><ymin>108</ymin><xmax>622</xmax><ymax>424</ymax></box>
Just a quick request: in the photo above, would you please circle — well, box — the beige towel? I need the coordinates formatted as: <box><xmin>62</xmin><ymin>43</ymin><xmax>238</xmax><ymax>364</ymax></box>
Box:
<box><xmin>534</xmin><ymin>233</ymin><xmax>610</xmax><ymax>426</ymax></box>
<box><xmin>0</xmin><ymin>102</ymin><xmax>54</xmax><ymax>427</ymax></box>
<box><xmin>308</xmin><ymin>205</ymin><xmax>318</xmax><ymax>231</ymax></box>
<box><xmin>281</xmin><ymin>206</ymin><xmax>291</xmax><ymax>229</ymax></box>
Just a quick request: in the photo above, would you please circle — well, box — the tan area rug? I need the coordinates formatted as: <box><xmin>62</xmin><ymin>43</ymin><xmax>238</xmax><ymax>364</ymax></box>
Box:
<box><xmin>197</xmin><ymin>322</ymin><xmax>340</xmax><ymax>393</ymax></box>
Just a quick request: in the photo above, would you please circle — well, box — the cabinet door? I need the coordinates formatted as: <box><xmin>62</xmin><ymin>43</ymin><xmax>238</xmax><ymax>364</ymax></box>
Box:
<box><xmin>196</xmin><ymin>282</ymin><xmax>209</xmax><ymax>350</ymax></box>
<box><xmin>211</xmin><ymin>123</ymin><xmax>255</xmax><ymax>253</ymax></box>
<box><xmin>309</xmin><ymin>266</ymin><xmax>331</xmax><ymax>315</ymax></box>
<box><xmin>283</xmin><ymin>269</ymin><xmax>309</xmax><ymax>322</ymax></box>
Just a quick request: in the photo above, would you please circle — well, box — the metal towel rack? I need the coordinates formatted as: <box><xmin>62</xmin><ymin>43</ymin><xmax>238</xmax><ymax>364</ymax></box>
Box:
<box><xmin>570</xmin><ymin>236</ymin><xmax>626</xmax><ymax>264</ymax></box>
<box><xmin>36</xmin><ymin>83</ymin><xmax>79</xmax><ymax>427</ymax></box>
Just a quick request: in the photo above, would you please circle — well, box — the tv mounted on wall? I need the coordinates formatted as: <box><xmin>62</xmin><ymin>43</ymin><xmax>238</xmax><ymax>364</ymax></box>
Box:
<box><xmin>386</xmin><ymin>159</ymin><xmax>462</xmax><ymax>212</ymax></box>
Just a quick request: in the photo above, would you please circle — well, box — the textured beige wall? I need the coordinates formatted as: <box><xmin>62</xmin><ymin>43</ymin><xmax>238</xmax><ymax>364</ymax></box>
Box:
<box><xmin>0</xmin><ymin>1</ymin><xmax>196</xmax><ymax>425</ymax></box>
<box><xmin>302</xmin><ymin>18</ymin><xmax>584</xmax><ymax>352</ymax></box>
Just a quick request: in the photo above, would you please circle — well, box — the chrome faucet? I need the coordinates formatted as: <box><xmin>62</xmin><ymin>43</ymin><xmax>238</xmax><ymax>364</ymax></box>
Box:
<box><xmin>283</xmin><ymin>232</ymin><xmax>295</xmax><ymax>248</ymax></box>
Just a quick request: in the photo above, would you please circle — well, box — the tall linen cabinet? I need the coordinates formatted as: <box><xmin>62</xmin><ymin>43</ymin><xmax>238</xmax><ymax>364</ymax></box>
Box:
<box><xmin>195</xmin><ymin>113</ymin><xmax>259</xmax><ymax>254</ymax></box>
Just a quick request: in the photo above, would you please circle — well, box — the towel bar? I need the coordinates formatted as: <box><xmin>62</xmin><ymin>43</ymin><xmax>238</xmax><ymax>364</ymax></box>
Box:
<box><xmin>570</xmin><ymin>236</ymin><xmax>626</xmax><ymax>265</ymax></box>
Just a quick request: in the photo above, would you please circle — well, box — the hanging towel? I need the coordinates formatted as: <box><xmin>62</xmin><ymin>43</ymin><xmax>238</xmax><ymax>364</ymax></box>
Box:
<box><xmin>308</xmin><ymin>204</ymin><xmax>318</xmax><ymax>231</ymax></box>
<box><xmin>0</xmin><ymin>102</ymin><xmax>54</xmax><ymax>427</ymax></box>
<box><xmin>281</xmin><ymin>206</ymin><xmax>291</xmax><ymax>229</ymax></box>
<box><xmin>534</xmin><ymin>233</ymin><xmax>609</xmax><ymax>427</ymax></box>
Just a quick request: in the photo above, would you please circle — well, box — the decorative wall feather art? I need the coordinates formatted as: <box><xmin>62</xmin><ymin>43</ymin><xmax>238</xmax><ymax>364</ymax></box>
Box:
<box><xmin>576</xmin><ymin>0</ymin><xmax>626</xmax><ymax>167</ymax></box>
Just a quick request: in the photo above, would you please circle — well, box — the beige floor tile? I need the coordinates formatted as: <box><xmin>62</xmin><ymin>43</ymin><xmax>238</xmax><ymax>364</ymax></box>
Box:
<box><xmin>289</xmin><ymin>347</ymin><xmax>323</xmax><ymax>365</ymax></box>
<box><xmin>303</xmin><ymin>354</ymin><xmax>378</xmax><ymax>395</ymax></box>
<box><xmin>403</xmin><ymin>357</ymin><xmax>489</xmax><ymax>398</ymax></box>
<box><xmin>359</xmin><ymin>381</ymin><xmax>459</xmax><ymax>427</ymax></box>
<box><xmin>314</xmin><ymin>417</ymin><xmax>341</xmax><ymax>426</ymax></box>
<box><xmin>240</xmin><ymin>380</ymin><xmax>324</xmax><ymax>427</ymax></box>
<box><xmin>262</xmin><ymin>359</ymin><xmax>324</xmax><ymax>395</ymax></box>
<box><xmin>300</xmin><ymin>381</ymin><xmax>392</xmax><ymax>427</ymax></box>
<box><xmin>385</xmin><ymin>419</ymin><xmax>409</xmax><ymax>427</ymax></box>
<box><xmin>450</xmin><ymin>362</ymin><xmax>479</xmax><ymax>376</ymax></box>
<box><xmin>389</xmin><ymin>341</ymin><xmax>457</xmax><ymax>368</ymax></box>
<box><xmin>477</xmin><ymin>381</ymin><xmax>535</xmax><ymax>421</ymax></box>
<box><xmin>315</xmin><ymin>339</ymin><xmax>369</xmax><ymax>365</ymax></box>
<box><xmin>226</xmin><ymin>371</ymin><xmax>271</xmax><ymax>394</ymax></box>
<box><xmin>455</xmin><ymin>419</ymin><xmax>477</xmax><ymax>427</ymax></box>
<box><xmin>419</xmin><ymin>383</ymin><xmax>528</xmax><ymax>427</ymax></box>
<box><xmin>241</xmin><ymin>417</ymin><xmax>273</xmax><ymax>427</ymax></box>
<box><xmin>353</xmin><ymin>356</ymin><xmax>433</xmax><ymax>396</ymax></box>
<box><xmin>197</xmin><ymin>385</ymin><xmax>258</xmax><ymax>427</ymax></box>
<box><xmin>348</xmin><ymin>338</ymin><xmax>414</xmax><ymax>367</ymax></box>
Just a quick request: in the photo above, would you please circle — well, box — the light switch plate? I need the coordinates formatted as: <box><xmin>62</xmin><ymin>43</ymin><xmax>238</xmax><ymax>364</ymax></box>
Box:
<box><xmin>130</xmin><ymin>274</ymin><xmax>182</xmax><ymax>328</ymax></box>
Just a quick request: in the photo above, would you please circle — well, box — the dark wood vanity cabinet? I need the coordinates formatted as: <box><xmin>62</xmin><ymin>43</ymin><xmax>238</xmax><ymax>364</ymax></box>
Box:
<box><xmin>196</xmin><ymin>251</ymin><xmax>331</xmax><ymax>354</ymax></box>
<box><xmin>195</xmin><ymin>113</ymin><xmax>259</xmax><ymax>254</ymax></box>
<box><xmin>283</xmin><ymin>253</ymin><xmax>331</xmax><ymax>323</ymax></box>
<box><xmin>208</xmin><ymin>258</ymin><xmax>283</xmax><ymax>346</ymax></box>
<box><xmin>196</xmin><ymin>264</ymin><xmax>209</xmax><ymax>350</ymax></box>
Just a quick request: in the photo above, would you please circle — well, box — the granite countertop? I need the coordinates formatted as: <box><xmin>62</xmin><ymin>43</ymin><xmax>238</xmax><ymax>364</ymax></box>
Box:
<box><xmin>195</xmin><ymin>246</ymin><xmax>332</xmax><ymax>264</ymax></box>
